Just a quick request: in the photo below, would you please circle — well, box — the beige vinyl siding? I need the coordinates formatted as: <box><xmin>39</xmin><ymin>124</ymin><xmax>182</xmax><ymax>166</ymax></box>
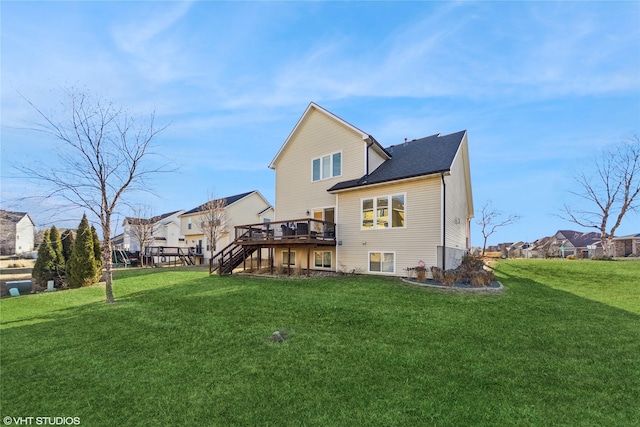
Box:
<box><xmin>444</xmin><ymin>137</ymin><xmax>472</xmax><ymax>252</ymax></box>
<box><xmin>226</xmin><ymin>193</ymin><xmax>270</xmax><ymax>232</ymax></box>
<box><xmin>180</xmin><ymin>192</ymin><xmax>271</xmax><ymax>259</ymax></box>
<box><xmin>180</xmin><ymin>214</ymin><xmax>202</xmax><ymax>237</ymax></box>
<box><xmin>336</xmin><ymin>177</ymin><xmax>442</xmax><ymax>276</ymax></box>
<box><xmin>367</xmin><ymin>145</ymin><xmax>387</xmax><ymax>174</ymax></box>
<box><xmin>273</xmin><ymin>109</ymin><xmax>366</xmax><ymax>221</ymax></box>
<box><xmin>273</xmin><ymin>247</ymin><xmax>337</xmax><ymax>271</ymax></box>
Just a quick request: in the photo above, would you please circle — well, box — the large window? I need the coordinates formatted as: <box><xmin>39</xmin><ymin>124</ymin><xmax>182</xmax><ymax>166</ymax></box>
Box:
<box><xmin>362</xmin><ymin>194</ymin><xmax>405</xmax><ymax>229</ymax></box>
<box><xmin>369</xmin><ymin>252</ymin><xmax>395</xmax><ymax>273</ymax></box>
<box><xmin>314</xmin><ymin>251</ymin><xmax>332</xmax><ymax>268</ymax></box>
<box><xmin>312</xmin><ymin>152</ymin><xmax>341</xmax><ymax>181</ymax></box>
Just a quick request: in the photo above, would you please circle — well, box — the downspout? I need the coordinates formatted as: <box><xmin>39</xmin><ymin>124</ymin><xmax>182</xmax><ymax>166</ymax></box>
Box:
<box><xmin>441</xmin><ymin>172</ymin><xmax>446</xmax><ymax>269</ymax></box>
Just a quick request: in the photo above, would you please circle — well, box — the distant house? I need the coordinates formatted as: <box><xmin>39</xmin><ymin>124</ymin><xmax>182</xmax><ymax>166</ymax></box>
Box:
<box><xmin>0</xmin><ymin>210</ymin><xmax>35</xmax><ymax>255</ymax></box>
<box><xmin>180</xmin><ymin>191</ymin><xmax>273</xmax><ymax>265</ymax></box>
<box><xmin>612</xmin><ymin>233</ymin><xmax>640</xmax><ymax>257</ymax></box>
<box><xmin>119</xmin><ymin>210</ymin><xmax>186</xmax><ymax>253</ymax></box>
<box><xmin>552</xmin><ymin>230</ymin><xmax>603</xmax><ymax>258</ymax></box>
<box><xmin>225</xmin><ymin>102</ymin><xmax>473</xmax><ymax>275</ymax></box>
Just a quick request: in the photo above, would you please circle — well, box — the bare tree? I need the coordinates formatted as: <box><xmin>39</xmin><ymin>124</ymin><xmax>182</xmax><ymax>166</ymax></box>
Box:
<box><xmin>17</xmin><ymin>88</ymin><xmax>170</xmax><ymax>303</ymax></box>
<box><xmin>560</xmin><ymin>136</ymin><xmax>640</xmax><ymax>256</ymax></box>
<box><xmin>199</xmin><ymin>193</ymin><xmax>228</xmax><ymax>261</ymax></box>
<box><xmin>476</xmin><ymin>200</ymin><xmax>521</xmax><ymax>256</ymax></box>
<box><xmin>125</xmin><ymin>205</ymin><xmax>156</xmax><ymax>267</ymax></box>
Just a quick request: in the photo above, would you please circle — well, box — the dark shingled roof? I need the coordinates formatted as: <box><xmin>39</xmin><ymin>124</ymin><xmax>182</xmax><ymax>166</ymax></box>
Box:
<box><xmin>328</xmin><ymin>130</ymin><xmax>466</xmax><ymax>192</ymax></box>
<box><xmin>557</xmin><ymin>230</ymin><xmax>603</xmax><ymax>248</ymax></box>
<box><xmin>183</xmin><ymin>191</ymin><xmax>255</xmax><ymax>215</ymax></box>
<box><xmin>0</xmin><ymin>210</ymin><xmax>29</xmax><ymax>223</ymax></box>
<box><xmin>124</xmin><ymin>210</ymin><xmax>183</xmax><ymax>226</ymax></box>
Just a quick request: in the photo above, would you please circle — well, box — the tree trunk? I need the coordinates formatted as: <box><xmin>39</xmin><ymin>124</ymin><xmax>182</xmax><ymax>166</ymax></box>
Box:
<box><xmin>102</xmin><ymin>219</ymin><xmax>115</xmax><ymax>303</ymax></box>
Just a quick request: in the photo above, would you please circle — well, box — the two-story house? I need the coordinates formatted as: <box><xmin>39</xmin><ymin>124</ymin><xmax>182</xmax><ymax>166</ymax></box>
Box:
<box><xmin>180</xmin><ymin>191</ymin><xmax>273</xmax><ymax>265</ymax></box>
<box><xmin>229</xmin><ymin>102</ymin><xmax>473</xmax><ymax>276</ymax></box>
<box><xmin>119</xmin><ymin>210</ymin><xmax>186</xmax><ymax>252</ymax></box>
<box><xmin>0</xmin><ymin>210</ymin><xmax>35</xmax><ymax>256</ymax></box>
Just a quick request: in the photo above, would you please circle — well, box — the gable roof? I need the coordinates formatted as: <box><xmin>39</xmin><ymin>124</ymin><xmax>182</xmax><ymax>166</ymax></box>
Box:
<box><xmin>124</xmin><ymin>210</ymin><xmax>184</xmax><ymax>226</ymax></box>
<box><xmin>0</xmin><ymin>210</ymin><xmax>34</xmax><ymax>226</ymax></box>
<box><xmin>269</xmin><ymin>102</ymin><xmax>390</xmax><ymax>169</ymax></box>
<box><xmin>182</xmin><ymin>191</ymin><xmax>259</xmax><ymax>215</ymax></box>
<box><xmin>556</xmin><ymin>230</ymin><xmax>603</xmax><ymax>248</ymax></box>
<box><xmin>328</xmin><ymin>130</ymin><xmax>467</xmax><ymax>192</ymax></box>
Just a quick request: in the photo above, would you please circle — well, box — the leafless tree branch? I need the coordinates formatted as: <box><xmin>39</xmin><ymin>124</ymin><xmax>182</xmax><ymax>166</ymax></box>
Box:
<box><xmin>560</xmin><ymin>136</ymin><xmax>640</xmax><ymax>255</ymax></box>
<box><xmin>476</xmin><ymin>200</ymin><xmax>521</xmax><ymax>256</ymax></box>
<box><xmin>14</xmin><ymin>87</ymin><xmax>173</xmax><ymax>303</ymax></box>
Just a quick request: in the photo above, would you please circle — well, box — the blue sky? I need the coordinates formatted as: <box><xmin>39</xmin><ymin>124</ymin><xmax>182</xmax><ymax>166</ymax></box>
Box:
<box><xmin>2</xmin><ymin>1</ymin><xmax>639</xmax><ymax>246</ymax></box>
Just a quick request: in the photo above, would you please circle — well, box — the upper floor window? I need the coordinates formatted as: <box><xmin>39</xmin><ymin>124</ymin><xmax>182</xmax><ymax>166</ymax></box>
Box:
<box><xmin>312</xmin><ymin>152</ymin><xmax>341</xmax><ymax>181</ymax></box>
<box><xmin>362</xmin><ymin>194</ymin><xmax>405</xmax><ymax>229</ymax></box>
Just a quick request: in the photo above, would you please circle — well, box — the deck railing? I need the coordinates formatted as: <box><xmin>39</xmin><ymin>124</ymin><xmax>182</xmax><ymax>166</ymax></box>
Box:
<box><xmin>235</xmin><ymin>218</ymin><xmax>336</xmax><ymax>245</ymax></box>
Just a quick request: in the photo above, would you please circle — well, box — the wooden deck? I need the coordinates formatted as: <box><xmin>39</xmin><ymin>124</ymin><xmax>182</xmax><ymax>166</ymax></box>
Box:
<box><xmin>234</xmin><ymin>218</ymin><xmax>336</xmax><ymax>247</ymax></box>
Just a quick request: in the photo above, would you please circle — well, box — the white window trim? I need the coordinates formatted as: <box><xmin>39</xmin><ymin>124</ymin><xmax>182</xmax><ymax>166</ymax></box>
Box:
<box><xmin>311</xmin><ymin>151</ymin><xmax>342</xmax><ymax>182</ymax></box>
<box><xmin>368</xmin><ymin>251</ymin><xmax>396</xmax><ymax>274</ymax></box>
<box><xmin>361</xmin><ymin>193</ymin><xmax>407</xmax><ymax>230</ymax></box>
<box><xmin>313</xmin><ymin>250</ymin><xmax>333</xmax><ymax>269</ymax></box>
<box><xmin>282</xmin><ymin>250</ymin><xmax>297</xmax><ymax>266</ymax></box>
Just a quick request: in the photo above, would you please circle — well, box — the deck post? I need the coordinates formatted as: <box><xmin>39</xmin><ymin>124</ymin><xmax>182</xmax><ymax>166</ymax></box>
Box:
<box><xmin>269</xmin><ymin>247</ymin><xmax>274</xmax><ymax>275</ymax></box>
<box><xmin>307</xmin><ymin>246</ymin><xmax>311</xmax><ymax>277</ymax></box>
<box><xmin>287</xmin><ymin>246</ymin><xmax>291</xmax><ymax>276</ymax></box>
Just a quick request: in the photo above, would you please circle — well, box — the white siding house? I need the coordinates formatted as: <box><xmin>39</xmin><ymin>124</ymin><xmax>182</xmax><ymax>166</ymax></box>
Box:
<box><xmin>0</xmin><ymin>210</ymin><xmax>35</xmax><ymax>255</ymax></box>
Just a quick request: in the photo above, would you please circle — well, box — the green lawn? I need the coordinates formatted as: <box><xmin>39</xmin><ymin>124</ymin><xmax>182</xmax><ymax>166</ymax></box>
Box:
<box><xmin>1</xmin><ymin>261</ymin><xmax>639</xmax><ymax>426</ymax></box>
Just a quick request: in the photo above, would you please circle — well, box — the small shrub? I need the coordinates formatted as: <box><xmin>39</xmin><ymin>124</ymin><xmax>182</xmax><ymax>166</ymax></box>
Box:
<box><xmin>415</xmin><ymin>266</ymin><xmax>427</xmax><ymax>282</ymax></box>
<box><xmin>431</xmin><ymin>266</ymin><xmax>444</xmax><ymax>283</ymax></box>
<box><xmin>442</xmin><ymin>269</ymin><xmax>457</xmax><ymax>286</ymax></box>
<box><xmin>590</xmin><ymin>254</ymin><xmax>609</xmax><ymax>261</ymax></box>
<box><xmin>453</xmin><ymin>268</ymin><xmax>465</xmax><ymax>283</ymax></box>
<box><xmin>8</xmin><ymin>262</ymin><xmax>26</xmax><ymax>268</ymax></box>
<box><xmin>566</xmin><ymin>254</ymin><xmax>576</xmax><ymax>260</ymax></box>
<box><xmin>469</xmin><ymin>270</ymin><xmax>495</xmax><ymax>287</ymax></box>
<box><xmin>460</xmin><ymin>255</ymin><xmax>485</xmax><ymax>272</ymax></box>
<box><xmin>405</xmin><ymin>267</ymin><xmax>416</xmax><ymax>279</ymax></box>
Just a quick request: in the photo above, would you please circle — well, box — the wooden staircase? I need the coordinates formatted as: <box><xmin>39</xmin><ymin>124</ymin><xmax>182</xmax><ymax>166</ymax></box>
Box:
<box><xmin>178</xmin><ymin>247</ymin><xmax>196</xmax><ymax>266</ymax></box>
<box><xmin>210</xmin><ymin>241</ymin><xmax>256</xmax><ymax>275</ymax></box>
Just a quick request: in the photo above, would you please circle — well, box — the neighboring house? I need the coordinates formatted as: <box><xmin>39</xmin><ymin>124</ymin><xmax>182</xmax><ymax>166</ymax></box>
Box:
<box><xmin>180</xmin><ymin>191</ymin><xmax>273</xmax><ymax>264</ymax></box>
<box><xmin>496</xmin><ymin>241</ymin><xmax>533</xmax><ymax>258</ymax></box>
<box><xmin>0</xmin><ymin>210</ymin><xmax>35</xmax><ymax>255</ymax></box>
<box><xmin>611</xmin><ymin>233</ymin><xmax>640</xmax><ymax>257</ymax></box>
<box><xmin>120</xmin><ymin>210</ymin><xmax>186</xmax><ymax>252</ymax></box>
<box><xmin>229</xmin><ymin>102</ymin><xmax>473</xmax><ymax>276</ymax></box>
<box><xmin>552</xmin><ymin>230</ymin><xmax>604</xmax><ymax>258</ymax></box>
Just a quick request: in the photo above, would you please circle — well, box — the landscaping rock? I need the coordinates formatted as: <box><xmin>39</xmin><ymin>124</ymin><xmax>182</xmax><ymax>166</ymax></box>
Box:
<box><xmin>270</xmin><ymin>331</ymin><xmax>286</xmax><ymax>343</ymax></box>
